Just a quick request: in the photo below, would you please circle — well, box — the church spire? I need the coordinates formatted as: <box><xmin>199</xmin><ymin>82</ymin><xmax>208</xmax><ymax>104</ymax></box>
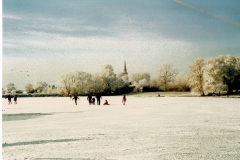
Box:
<box><xmin>124</xmin><ymin>60</ymin><xmax>128</xmax><ymax>74</ymax></box>
<box><xmin>122</xmin><ymin>60</ymin><xmax>129</xmax><ymax>83</ymax></box>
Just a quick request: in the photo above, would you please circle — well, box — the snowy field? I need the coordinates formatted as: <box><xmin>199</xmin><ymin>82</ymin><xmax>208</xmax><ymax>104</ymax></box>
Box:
<box><xmin>2</xmin><ymin>96</ymin><xmax>240</xmax><ymax>159</ymax></box>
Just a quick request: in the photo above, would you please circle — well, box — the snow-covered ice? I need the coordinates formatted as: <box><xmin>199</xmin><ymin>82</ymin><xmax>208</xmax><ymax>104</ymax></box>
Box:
<box><xmin>2</xmin><ymin>96</ymin><xmax>240</xmax><ymax>159</ymax></box>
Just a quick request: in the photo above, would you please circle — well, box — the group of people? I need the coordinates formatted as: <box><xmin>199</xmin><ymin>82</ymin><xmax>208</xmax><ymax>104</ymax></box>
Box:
<box><xmin>70</xmin><ymin>93</ymin><xmax>127</xmax><ymax>106</ymax></box>
<box><xmin>87</xmin><ymin>94</ymin><xmax>96</xmax><ymax>105</ymax></box>
<box><xmin>5</xmin><ymin>94</ymin><xmax>17</xmax><ymax>105</ymax></box>
<box><xmin>70</xmin><ymin>92</ymin><xmax>103</xmax><ymax>105</ymax></box>
<box><xmin>4</xmin><ymin>93</ymin><xmax>127</xmax><ymax>106</ymax></box>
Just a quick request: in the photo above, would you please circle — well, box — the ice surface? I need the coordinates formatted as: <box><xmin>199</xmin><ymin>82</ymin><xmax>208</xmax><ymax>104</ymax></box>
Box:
<box><xmin>2</xmin><ymin>96</ymin><xmax>240</xmax><ymax>159</ymax></box>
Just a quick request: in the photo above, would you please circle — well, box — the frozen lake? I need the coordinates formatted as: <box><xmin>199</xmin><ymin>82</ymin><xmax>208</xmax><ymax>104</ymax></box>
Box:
<box><xmin>2</xmin><ymin>96</ymin><xmax>240</xmax><ymax>159</ymax></box>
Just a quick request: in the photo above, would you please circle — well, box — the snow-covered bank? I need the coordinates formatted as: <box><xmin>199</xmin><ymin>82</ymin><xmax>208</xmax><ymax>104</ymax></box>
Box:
<box><xmin>2</xmin><ymin>97</ymin><xmax>240</xmax><ymax>159</ymax></box>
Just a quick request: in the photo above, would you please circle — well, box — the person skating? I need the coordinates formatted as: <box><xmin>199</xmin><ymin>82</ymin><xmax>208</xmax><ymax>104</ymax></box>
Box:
<box><xmin>5</xmin><ymin>94</ymin><xmax>13</xmax><ymax>105</ymax></box>
<box><xmin>95</xmin><ymin>91</ymin><xmax>102</xmax><ymax>105</ymax></box>
<box><xmin>92</xmin><ymin>98</ymin><xmax>95</xmax><ymax>105</ymax></box>
<box><xmin>13</xmin><ymin>95</ymin><xmax>17</xmax><ymax>104</ymax></box>
<box><xmin>122</xmin><ymin>95</ymin><xmax>126</xmax><ymax>105</ymax></box>
<box><xmin>87</xmin><ymin>94</ymin><xmax>92</xmax><ymax>105</ymax></box>
<box><xmin>72</xmin><ymin>95</ymin><xmax>80</xmax><ymax>105</ymax></box>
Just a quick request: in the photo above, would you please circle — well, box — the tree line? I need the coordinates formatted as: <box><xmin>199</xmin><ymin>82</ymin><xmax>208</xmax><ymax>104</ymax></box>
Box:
<box><xmin>3</xmin><ymin>55</ymin><xmax>239</xmax><ymax>96</ymax></box>
<box><xmin>188</xmin><ymin>55</ymin><xmax>240</xmax><ymax>95</ymax></box>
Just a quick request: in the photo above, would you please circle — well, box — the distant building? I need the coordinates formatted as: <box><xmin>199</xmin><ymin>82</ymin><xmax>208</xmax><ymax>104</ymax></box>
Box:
<box><xmin>123</xmin><ymin>61</ymin><xmax>128</xmax><ymax>75</ymax></box>
<box><xmin>122</xmin><ymin>61</ymin><xmax>129</xmax><ymax>83</ymax></box>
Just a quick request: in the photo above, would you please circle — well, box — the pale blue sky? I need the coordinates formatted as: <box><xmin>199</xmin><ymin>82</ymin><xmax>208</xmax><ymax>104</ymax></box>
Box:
<box><xmin>2</xmin><ymin>0</ymin><xmax>240</xmax><ymax>89</ymax></box>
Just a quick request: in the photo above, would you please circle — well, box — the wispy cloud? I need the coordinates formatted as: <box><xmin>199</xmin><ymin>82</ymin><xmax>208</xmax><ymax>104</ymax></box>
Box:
<box><xmin>4</xmin><ymin>28</ymin><xmax>194</xmax><ymax>55</ymax></box>
<box><xmin>3</xmin><ymin>14</ymin><xmax>23</xmax><ymax>20</ymax></box>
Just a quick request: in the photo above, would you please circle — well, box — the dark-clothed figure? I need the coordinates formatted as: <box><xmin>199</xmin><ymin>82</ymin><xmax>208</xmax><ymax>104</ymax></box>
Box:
<box><xmin>122</xmin><ymin>95</ymin><xmax>126</xmax><ymax>105</ymax></box>
<box><xmin>5</xmin><ymin>94</ymin><xmax>13</xmax><ymax>105</ymax></box>
<box><xmin>13</xmin><ymin>95</ymin><xmax>17</xmax><ymax>104</ymax></box>
<box><xmin>87</xmin><ymin>94</ymin><xmax>92</xmax><ymax>105</ymax></box>
<box><xmin>92</xmin><ymin>98</ymin><xmax>95</xmax><ymax>105</ymax></box>
<box><xmin>72</xmin><ymin>95</ymin><xmax>80</xmax><ymax>105</ymax></box>
<box><xmin>95</xmin><ymin>92</ymin><xmax>102</xmax><ymax>105</ymax></box>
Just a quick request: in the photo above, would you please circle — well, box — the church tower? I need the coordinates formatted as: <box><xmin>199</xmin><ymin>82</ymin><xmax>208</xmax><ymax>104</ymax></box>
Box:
<box><xmin>123</xmin><ymin>60</ymin><xmax>128</xmax><ymax>75</ymax></box>
<box><xmin>122</xmin><ymin>61</ymin><xmax>129</xmax><ymax>82</ymax></box>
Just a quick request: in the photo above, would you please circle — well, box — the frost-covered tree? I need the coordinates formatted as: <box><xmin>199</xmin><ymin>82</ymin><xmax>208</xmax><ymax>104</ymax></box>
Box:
<box><xmin>114</xmin><ymin>73</ymin><xmax>130</xmax><ymax>93</ymax></box>
<box><xmin>188</xmin><ymin>58</ymin><xmax>206</xmax><ymax>96</ymax></box>
<box><xmin>2</xmin><ymin>88</ymin><xmax>6</xmax><ymax>94</ymax></box>
<box><xmin>169</xmin><ymin>72</ymin><xmax>190</xmax><ymax>92</ymax></box>
<box><xmin>116</xmin><ymin>78</ymin><xmax>126</xmax><ymax>88</ymax></box>
<box><xmin>139</xmin><ymin>78</ymin><xmax>148</xmax><ymax>87</ymax></box>
<box><xmin>157</xmin><ymin>63</ymin><xmax>177</xmax><ymax>91</ymax></box>
<box><xmin>45</xmin><ymin>85</ymin><xmax>58</xmax><ymax>94</ymax></box>
<box><xmin>58</xmin><ymin>72</ymin><xmax>77</xmax><ymax>96</ymax></box>
<box><xmin>234</xmin><ymin>57</ymin><xmax>240</xmax><ymax>91</ymax></box>
<box><xmin>150</xmin><ymin>78</ymin><xmax>159</xmax><ymax>88</ymax></box>
<box><xmin>118</xmin><ymin>73</ymin><xmax>129</xmax><ymax>83</ymax></box>
<box><xmin>131</xmin><ymin>73</ymin><xmax>151</xmax><ymax>92</ymax></box>
<box><xmin>74</xmin><ymin>71</ymin><xmax>93</xmax><ymax>95</ymax></box>
<box><xmin>91</xmin><ymin>73</ymin><xmax>104</xmax><ymax>93</ymax></box>
<box><xmin>131</xmin><ymin>73</ymin><xmax>150</xmax><ymax>85</ymax></box>
<box><xmin>131</xmin><ymin>73</ymin><xmax>141</xmax><ymax>84</ymax></box>
<box><xmin>205</xmin><ymin>55</ymin><xmax>240</xmax><ymax>94</ymax></box>
<box><xmin>141</xmin><ymin>73</ymin><xmax>151</xmax><ymax>82</ymax></box>
<box><xmin>116</xmin><ymin>78</ymin><xmax>127</xmax><ymax>90</ymax></box>
<box><xmin>25</xmin><ymin>83</ymin><xmax>34</xmax><ymax>93</ymax></box>
<box><xmin>34</xmin><ymin>81</ymin><xmax>48</xmax><ymax>93</ymax></box>
<box><xmin>57</xmin><ymin>65</ymin><xmax>139</xmax><ymax>95</ymax></box>
<box><xmin>59</xmin><ymin>71</ymin><xmax>101</xmax><ymax>96</ymax></box>
<box><xmin>59</xmin><ymin>68</ymin><xmax>125</xmax><ymax>96</ymax></box>
<box><xmin>101</xmin><ymin>65</ymin><xmax>117</xmax><ymax>94</ymax></box>
<box><xmin>5</xmin><ymin>83</ymin><xmax>16</xmax><ymax>94</ymax></box>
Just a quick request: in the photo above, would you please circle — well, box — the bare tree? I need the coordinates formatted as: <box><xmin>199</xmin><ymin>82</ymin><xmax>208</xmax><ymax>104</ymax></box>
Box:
<box><xmin>157</xmin><ymin>63</ymin><xmax>177</xmax><ymax>91</ymax></box>
<box><xmin>58</xmin><ymin>72</ymin><xmax>75</xmax><ymax>96</ymax></box>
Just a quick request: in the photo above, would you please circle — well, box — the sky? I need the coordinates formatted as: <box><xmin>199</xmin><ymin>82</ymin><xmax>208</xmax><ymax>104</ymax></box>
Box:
<box><xmin>2</xmin><ymin>0</ymin><xmax>240</xmax><ymax>90</ymax></box>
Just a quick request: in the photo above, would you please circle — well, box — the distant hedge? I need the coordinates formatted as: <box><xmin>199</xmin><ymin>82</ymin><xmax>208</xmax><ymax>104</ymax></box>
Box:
<box><xmin>2</xmin><ymin>94</ymin><xmax>62</xmax><ymax>98</ymax></box>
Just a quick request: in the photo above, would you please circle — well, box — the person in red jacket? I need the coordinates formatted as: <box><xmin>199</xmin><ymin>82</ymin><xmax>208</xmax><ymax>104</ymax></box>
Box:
<box><xmin>103</xmin><ymin>100</ymin><xmax>109</xmax><ymax>105</ymax></box>
<box><xmin>13</xmin><ymin>95</ymin><xmax>17</xmax><ymax>104</ymax></box>
<box><xmin>122</xmin><ymin>95</ymin><xmax>126</xmax><ymax>105</ymax></box>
